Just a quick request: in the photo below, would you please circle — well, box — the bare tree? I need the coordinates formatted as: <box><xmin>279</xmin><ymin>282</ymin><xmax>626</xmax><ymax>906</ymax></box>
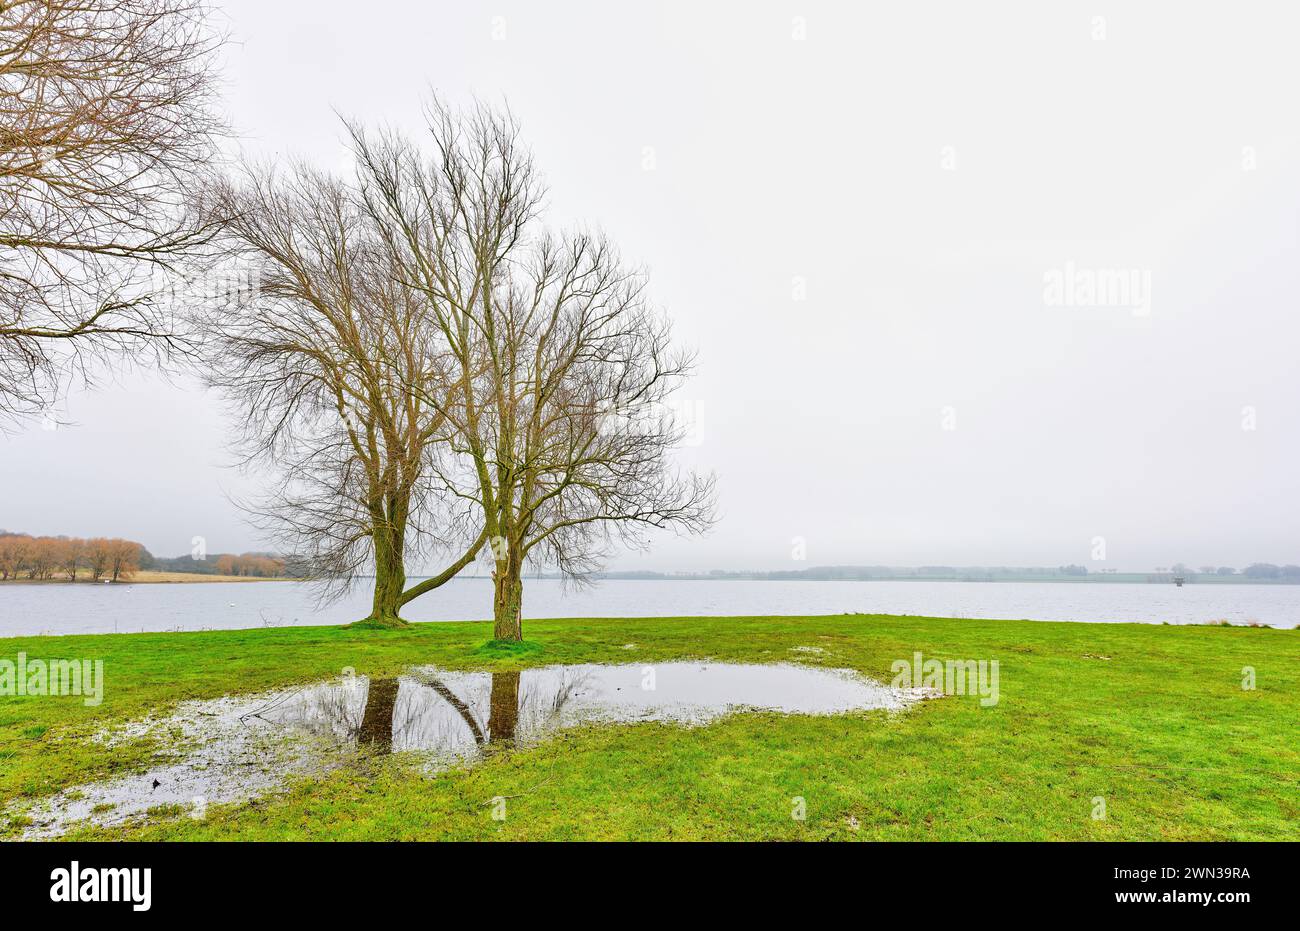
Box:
<box><xmin>26</xmin><ymin>534</ymin><xmax>56</xmax><ymax>578</ymax></box>
<box><xmin>57</xmin><ymin>536</ymin><xmax>83</xmax><ymax>580</ymax></box>
<box><xmin>0</xmin><ymin>0</ymin><xmax>224</xmax><ymax>427</ymax></box>
<box><xmin>200</xmin><ymin>163</ymin><xmax>485</xmax><ymax>627</ymax></box>
<box><xmin>0</xmin><ymin>531</ymin><xmax>30</xmax><ymax>578</ymax></box>
<box><xmin>107</xmin><ymin>538</ymin><xmax>140</xmax><ymax>582</ymax></box>
<box><xmin>85</xmin><ymin>537</ymin><xmax>111</xmax><ymax>581</ymax></box>
<box><xmin>352</xmin><ymin>100</ymin><xmax>715</xmax><ymax>641</ymax></box>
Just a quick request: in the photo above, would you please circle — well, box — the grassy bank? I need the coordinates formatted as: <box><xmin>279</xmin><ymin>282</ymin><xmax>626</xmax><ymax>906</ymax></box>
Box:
<box><xmin>1</xmin><ymin>615</ymin><xmax>1296</xmax><ymax>840</ymax></box>
<box><xmin>127</xmin><ymin>571</ymin><xmax>288</xmax><ymax>584</ymax></box>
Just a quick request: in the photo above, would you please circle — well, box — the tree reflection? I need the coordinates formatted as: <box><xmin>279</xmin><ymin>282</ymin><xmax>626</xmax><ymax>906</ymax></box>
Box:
<box><xmin>487</xmin><ymin>670</ymin><xmax>521</xmax><ymax>745</ymax></box>
<box><xmin>335</xmin><ymin>667</ymin><xmax>593</xmax><ymax>757</ymax></box>
<box><xmin>356</xmin><ymin>677</ymin><xmax>398</xmax><ymax>752</ymax></box>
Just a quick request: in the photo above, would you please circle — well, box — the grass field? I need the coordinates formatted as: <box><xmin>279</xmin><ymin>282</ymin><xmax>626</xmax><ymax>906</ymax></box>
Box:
<box><xmin>1</xmin><ymin>615</ymin><xmax>1296</xmax><ymax>840</ymax></box>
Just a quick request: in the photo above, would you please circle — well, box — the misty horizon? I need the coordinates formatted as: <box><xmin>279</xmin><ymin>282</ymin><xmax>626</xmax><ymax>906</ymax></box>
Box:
<box><xmin>1</xmin><ymin>523</ymin><xmax>1295</xmax><ymax>579</ymax></box>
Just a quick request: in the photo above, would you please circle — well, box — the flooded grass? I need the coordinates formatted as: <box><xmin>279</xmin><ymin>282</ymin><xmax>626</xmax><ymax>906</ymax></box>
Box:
<box><xmin>12</xmin><ymin>661</ymin><xmax>929</xmax><ymax>837</ymax></box>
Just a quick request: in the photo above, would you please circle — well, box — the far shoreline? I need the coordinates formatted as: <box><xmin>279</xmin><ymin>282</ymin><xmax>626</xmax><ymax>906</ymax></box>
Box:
<box><xmin>0</xmin><ymin>571</ymin><xmax>290</xmax><ymax>585</ymax></box>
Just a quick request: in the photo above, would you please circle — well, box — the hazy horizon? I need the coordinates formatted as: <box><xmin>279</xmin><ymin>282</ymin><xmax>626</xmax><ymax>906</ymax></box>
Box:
<box><xmin>0</xmin><ymin>514</ymin><xmax>1292</xmax><ymax>577</ymax></box>
<box><xmin>3</xmin><ymin>0</ymin><xmax>1298</xmax><ymax>574</ymax></box>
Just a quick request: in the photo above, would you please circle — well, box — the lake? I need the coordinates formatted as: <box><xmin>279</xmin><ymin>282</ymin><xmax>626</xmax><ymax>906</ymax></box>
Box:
<box><xmin>1</xmin><ymin>577</ymin><xmax>1297</xmax><ymax>637</ymax></box>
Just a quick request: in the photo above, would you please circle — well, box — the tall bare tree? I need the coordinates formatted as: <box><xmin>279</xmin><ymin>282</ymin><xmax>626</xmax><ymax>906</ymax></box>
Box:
<box><xmin>352</xmin><ymin>100</ymin><xmax>715</xmax><ymax>641</ymax></box>
<box><xmin>0</xmin><ymin>0</ymin><xmax>223</xmax><ymax>426</ymax></box>
<box><xmin>107</xmin><ymin>538</ymin><xmax>140</xmax><ymax>582</ymax></box>
<box><xmin>57</xmin><ymin>535</ymin><xmax>83</xmax><ymax>580</ymax></box>
<box><xmin>200</xmin><ymin>163</ymin><xmax>485</xmax><ymax>627</ymax></box>
<box><xmin>85</xmin><ymin>537</ymin><xmax>111</xmax><ymax>581</ymax></box>
<box><xmin>0</xmin><ymin>532</ymin><xmax>30</xmax><ymax>578</ymax></box>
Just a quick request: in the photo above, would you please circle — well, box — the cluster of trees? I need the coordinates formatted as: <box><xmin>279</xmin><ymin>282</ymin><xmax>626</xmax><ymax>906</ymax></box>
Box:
<box><xmin>1241</xmin><ymin>563</ymin><xmax>1300</xmax><ymax>580</ymax></box>
<box><xmin>0</xmin><ymin>530</ymin><xmax>288</xmax><ymax>580</ymax></box>
<box><xmin>0</xmin><ymin>1</ymin><xmax>714</xmax><ymax>639</ymax></box>
<box><xmin>212</xmin><ymin>554</ymin><xmax>285</xmax><ymax>578</ymax></box>
<box><xmin>146</xmin><ymin>551</ymin><xmax>293</xmax><ymax>576</ymax></box>
<box><xmin>0</xmin><ymin>533</ymin><xmax>141</xmax><ymax>582</ymax></box>
<box><xmin>1164</xmin><ymin>564</ymin><xmax>1300</xmax><ymax>579</ymax></box>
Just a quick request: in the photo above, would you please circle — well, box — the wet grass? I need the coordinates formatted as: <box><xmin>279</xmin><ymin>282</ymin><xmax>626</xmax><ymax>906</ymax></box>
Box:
<box><xmin>1</xmin><ymin>614</ymin><xmax>1297</xmax><ymax>840</ymax></box>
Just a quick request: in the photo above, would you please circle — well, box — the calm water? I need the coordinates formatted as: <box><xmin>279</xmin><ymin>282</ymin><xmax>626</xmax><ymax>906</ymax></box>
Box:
<box><xmin>1</xmin><ymin>577</ymin><xmax>1297</xmax><ymax>636</ymax></box>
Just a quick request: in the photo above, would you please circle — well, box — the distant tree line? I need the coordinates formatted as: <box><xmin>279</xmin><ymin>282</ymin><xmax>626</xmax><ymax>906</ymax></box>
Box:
<box><xmin>1166</xmin><ymin>563</ymin><xmax>1300</xmax><ymax>579</ymax></box>
<box><xmin>0</xmin><ymin>532</ymin><xmax>288</xmax><ymax>581</ymax></box>
<box><xmin>678</xmin><ymin>565</ymin><xmax>1109</xmax><ymax>581</ymax></box>
<box><xmin>144</xmin><ymin>552</ymin><xmax>290</xmax><ymax>577</ymax></box>
<box><xmin>1240</xmin><ymin>563</ymin><xmax>1300</xmax><ymax>580</ymax></box>
<box><xmin>0</xmin><ymin>533</ymin><xmax>141</xmax><ymax>582</ymax></box>
<box><xmin>586</xmin><ymin>564</ymin><xmax>1300</xmax><ymax>583</ymax></box>
<box><xmin>212</xmin><ymin>554</ymin><xmax>285</xmax><ymax>578</ymax></box>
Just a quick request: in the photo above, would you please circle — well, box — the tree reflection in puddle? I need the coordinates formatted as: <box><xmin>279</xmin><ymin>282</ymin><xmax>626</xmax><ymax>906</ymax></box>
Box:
<box><xmin>273</xmin><ymin>667</ymin><xmax>593</xmax><ymax>761</ymax></box>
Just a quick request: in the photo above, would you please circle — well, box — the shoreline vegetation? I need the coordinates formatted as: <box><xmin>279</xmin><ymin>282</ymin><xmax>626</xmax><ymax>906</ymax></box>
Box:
<box><xmin>2</xmin><ymin>613</ymin><xmax>1294</xmax><ymax>841</ymax></box>
<box><xmin>0</xmin><ymin>571</ymin><xmax>289</xmax><ymax>585</ymax></box>
<box><xmin>0</xmin><ymin>532</ymin><xmax>289</xmax><ymax>584</ymax></box>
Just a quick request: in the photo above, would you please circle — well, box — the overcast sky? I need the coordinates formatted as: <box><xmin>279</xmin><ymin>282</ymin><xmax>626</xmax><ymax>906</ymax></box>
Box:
<box><xmin>3</xmin><ymin>1</ymin><xmax>1298</xmax><ymax>572</ymax></box>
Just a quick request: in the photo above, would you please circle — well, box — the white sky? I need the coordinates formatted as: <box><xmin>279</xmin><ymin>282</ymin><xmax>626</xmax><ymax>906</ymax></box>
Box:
<box><xmin>3</xmin><ymin>1</ymin><xmax>1298</xmax><ymax>572</ymax></box>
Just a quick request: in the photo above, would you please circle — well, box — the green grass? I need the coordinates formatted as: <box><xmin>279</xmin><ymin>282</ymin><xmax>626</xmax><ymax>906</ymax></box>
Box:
<box><xmin>1</xmin><ymin>615</ymin><xmax>1296</xmax><ymax>840</ymax></box>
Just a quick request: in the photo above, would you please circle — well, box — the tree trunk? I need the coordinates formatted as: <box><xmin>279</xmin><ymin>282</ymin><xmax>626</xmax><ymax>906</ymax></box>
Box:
<box><xmin>492</xmin><ymin>559</ymin><xmax>523</xmax><ymax>641</ymax></box>
<box><xmin>366</xmin><ymin>524</ymin><xmax>408</xmax><ymax>628</ymax></box>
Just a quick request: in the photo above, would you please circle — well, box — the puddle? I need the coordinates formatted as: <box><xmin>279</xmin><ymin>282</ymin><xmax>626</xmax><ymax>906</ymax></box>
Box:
<box><xmin>11</xmin><ymin>662</ymin><xmax>929</xmax><ymax>838</ymax></box>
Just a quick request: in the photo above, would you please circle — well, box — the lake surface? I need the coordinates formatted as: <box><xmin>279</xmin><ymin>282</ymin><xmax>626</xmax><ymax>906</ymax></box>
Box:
<box><xmin>1</xmin><ymin>577</ymin><xmax>1297</xmax><ymax>636</ymax></box>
